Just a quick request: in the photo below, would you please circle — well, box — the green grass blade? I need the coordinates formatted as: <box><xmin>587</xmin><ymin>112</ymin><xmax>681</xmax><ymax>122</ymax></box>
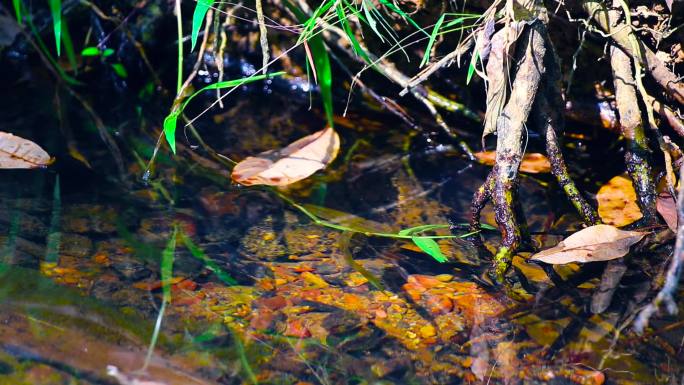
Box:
<box><xmin>163</xmin><ymin>72</ymin><xmax>285</xmax><ymax>153</ymax></box>
<box><xmin>398</xmin><ymin>224</ymin><xmax>450</xmax><ymax>235</ymax></box>
<box><xmin>336</xmin><ymin>3</ymin><xmax>370</xmax><ymax>63</ymax></box>
<box><xmin>160</xmin><ymin>226</ymin><xmax>177</xmax><ymax>301</ymax></box>
<box><xmin>12</xmin><ymin>0</ymin><xmax>22</xmax><ymax>24</ymax></box>
<box><xmin>191</xmin><ymin>0</ymin><xmax>214</xmax><ymax>51</ymax></box>
<box><xmin>179</xmin><ymin>232</ymin><xmax>237</xmax><ymax>285</ymax></box>
<box><xmin>377</xmin><ymin>0</ymin><xmax>428</xmax><ymax>36</ymax></box>
<box><xmin>283</xmin><ymin>1</ymin><xmax>334</xmax><ymax>127</ymax></box>
<box><xmin>420</xmin><ymin>14</ymin><xmax>445</xmax><ymax>67</ymax></box>
<box><xmin>61</xmin><ymin>19</ymin><xmax>77</xmax><ymax>73</ymax></box>
<box><xmin>466</xmin><ymin>49</ymin><xmax>479</xmax><ymax>84</ymax></box>
<box><xmin>48</xmin><ymin>0</ymin><xmax>62</xmax><ymax>56</ymax></box>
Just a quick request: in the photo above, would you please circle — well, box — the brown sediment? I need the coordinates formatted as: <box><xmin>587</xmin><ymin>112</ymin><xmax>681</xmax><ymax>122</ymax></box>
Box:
<box><xmin>609</xmin><ymin>43</ymin><xmax>658</xmax><ymax>224</ymax></box>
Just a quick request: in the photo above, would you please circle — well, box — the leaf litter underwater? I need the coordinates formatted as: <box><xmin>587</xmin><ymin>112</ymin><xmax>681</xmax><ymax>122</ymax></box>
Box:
<box><xmin>2</xmin><ymin>87</ymin><xmax>684</xmax><ymax>385</ymax></box>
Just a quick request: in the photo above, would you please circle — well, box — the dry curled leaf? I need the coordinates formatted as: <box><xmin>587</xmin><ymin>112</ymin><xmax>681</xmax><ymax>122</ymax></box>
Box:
<box><xmin>530</xmin><ymin>224</ymin><xmax>646</xmax><ymax>264</ymax></box>
<box><xmin>597</xmin><ymin>175</ymin><xmax>642</xmax><ymax>226</ymax></box>
<box><xmin>0</xmin><ymin>132</ymin><xmax>51</xmax><ymax>169</ymax></box>
<box><xmin>656</xmin><ymin>192</ymin><xmax>678</xmax><ymax>232</ymax></box>
<box><xmin>231</xmin><ymin>126</ymin><xmax>340</xmax><ymax>186</ymax></box>
<box><xmin>474</xmin><ymin>151</ymin><xmax>550</xmax><ymax>173</ymax></box>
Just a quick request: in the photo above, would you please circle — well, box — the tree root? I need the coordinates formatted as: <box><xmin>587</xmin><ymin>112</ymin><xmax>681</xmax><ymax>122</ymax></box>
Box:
<box><xmin>470</xmin><ymin>9</ymin><xmax>604</xmax><ymax>280</ymax></box>
<box><xmin>583</xmin><ymin>1</ymin><xmax>684</xmax><ymax>106</ymax></box>
<box><xmin>609</xmin><ymin>43</ymin><xmax>658</xmax><ymax>224</ymax></box>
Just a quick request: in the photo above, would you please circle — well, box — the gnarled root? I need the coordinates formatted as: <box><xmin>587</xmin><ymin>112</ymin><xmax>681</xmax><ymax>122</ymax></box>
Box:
<box><xmin>471</xmin><ymin>17</ymin><xmax>602</xmax><ymax>281</ymax></box>
<box><xmin>609</xmin><ymin>43</ymin><xmax>658</xmax><ymax>223</ymax></box>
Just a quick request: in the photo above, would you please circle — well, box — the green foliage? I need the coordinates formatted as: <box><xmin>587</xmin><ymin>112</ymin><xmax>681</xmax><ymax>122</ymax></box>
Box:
<box><xmin>48</xmin><ymin>0</ymin><xmax>62</xmax><ymax>56</ymax></box>
<box><xmin>191</xmin><ymin>0</ymin><xmax>215</xmax><ymax>51</ymax></box>
<box><xmin>12</xmin><ymin>0</ymin><xmax>22</xmax><ymax>24</ymax></box>
<box><xmin>163</xmin><ymin>72</ymin><xmax>285</xmax><ymax>153</ymax></box>
<box><xmin>467</xmin><ymin>49</ymin><xmax>479</xmax><ymax>84</ymax></box>
<box><xmin>420</xmin><ymin>14</ymin><xmax>445</xmax><ymax>67</ymax></box>
<box><xmin>111</xmin><ymin>63</ymin><xmax>128</xmax><ymax>78</ymax></box>
<box><xmin>399</xmin><ymin>225</ymin><xmax>450</xmax><ymax>263</ymax></box>
<box><xmin>285</xmin><ymin>1</ymin><xmax>334</xmax><ymax>128</ymax></box>
<box><xmin>81</xmin><ymin>47</ymin><xmax>114</xmax><ymax>57</ymax></box>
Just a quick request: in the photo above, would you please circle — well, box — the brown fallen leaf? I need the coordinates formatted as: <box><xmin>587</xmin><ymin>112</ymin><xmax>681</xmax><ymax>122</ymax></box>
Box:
<box><xmin>530</xmin><ymin>224</ymin><xmax>646</xmax><ymax>264</ymax></box>
<box><xmin>597</xmin><ymin>175</ymin><xmax>642</xmax><ymax>226</ymax></box>
<box><xmin>231</xmin><ymin>126</ymin><xmax>340</xmax><ymax>186</ymax></box>
<box><xmin>0</xmin><ymin>131</ymin><xmax>51</xmax><ymax>168</ymax></box>
<box><xmin>474</xmin><ymin>151</ymin><xmax>550</xmax><ymax>173</ymax></box>
<box><xmin>656</xmin><ymin>192</ymin><xmax>678</xmax><ymax>232</ymax></box>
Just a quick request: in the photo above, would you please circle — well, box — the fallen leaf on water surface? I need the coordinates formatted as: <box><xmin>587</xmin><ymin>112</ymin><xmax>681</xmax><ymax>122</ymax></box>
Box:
<box><xmin>231</xmin><ymin>126</ymin><xmax>340</xmax><ymax>186</ymax></box>
<box><xmin>474</xmin><ymin>151</ymin><xmax>551</xmax><ymax>173</ymax></box>
<box><xmin>0</xmin><ymin>131</ymin><xmax>52</xmax><ymax>169</ymax></box>
<box><xmin>657</xmin><ymin>192</ymin><xmax>678</xmax><ymax>232</ymax></box>
<box><xmin>530</xmin><ymin>224</ymin><xmax>646</xmax><ymax>264</ymax></box>
<box><xmin>597</xmin><ymin>175</ymin><xmax>642</xmax><ymax>226</ymax></box>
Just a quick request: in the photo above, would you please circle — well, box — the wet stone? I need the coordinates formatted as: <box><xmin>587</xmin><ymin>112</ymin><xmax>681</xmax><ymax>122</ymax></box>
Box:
<box><xmin>61</xmin><ymin>204</ymin><xmax>118</xmax><ymax>234</ymax></box>
<box><xmin>59</xmin><ymin>233</ymin><xmax>93</xmax><ymax>258</ymax></box>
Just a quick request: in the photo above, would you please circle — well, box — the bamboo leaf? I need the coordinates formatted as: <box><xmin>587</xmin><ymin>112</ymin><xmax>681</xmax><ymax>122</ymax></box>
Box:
<box><xmin>191</xmin><ymin>0</ymin><xmax>214</xmax><ymax>51</ymax></box>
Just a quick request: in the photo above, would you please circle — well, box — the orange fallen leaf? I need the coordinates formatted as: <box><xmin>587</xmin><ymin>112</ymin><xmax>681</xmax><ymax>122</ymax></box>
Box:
<box><xmin>474</xmin><ymin>151</ymin><xmax>550</xmax><ymax>173</ymax></box>
<box><xmin>656</xmin><ymin>192</ymin><xmax>678</xmax><ymax>232</ymax></box>
<box><xmin>597</xmin><ymin>175</ymin><xmax>642</xmax><ymax>226</ymax></box>
<box><xmin>530</xmin><ymin>224</ymin><xmax>646</xmax><ymax>264</ymax></box>
<box><xmin>0</xmin><ymin>132</ymin><xmax>52</xmax><ymax>169</ymax></box>
<box><xmin>231</xmin><ymin>126</ymin><xmax>340</xmax><ymax>186</ymax></box>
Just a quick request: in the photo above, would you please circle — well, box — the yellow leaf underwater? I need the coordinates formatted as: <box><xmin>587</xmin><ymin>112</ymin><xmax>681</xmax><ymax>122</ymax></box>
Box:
<box><xmin>597</xmin><ymin>175</ymin><xmax>642</xmax><ymax>226</ymax></box>
<box><xmin>232</xmin><ymin>126</ymin><xmax>340</xmax><ymax>186</ymax></box>
<box><xmin>474</xmin><ymin>151</ymin><xmax>551</xmax><ymax>173</ymax></box>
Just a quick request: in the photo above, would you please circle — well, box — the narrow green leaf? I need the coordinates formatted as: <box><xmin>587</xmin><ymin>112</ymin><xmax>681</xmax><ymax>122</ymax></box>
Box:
<box><xmin>111</xmin><ymin>63</ymin><xmax>128</xmax><ymax>78</ymax></box>
<box><xmin>163</xmin><ymin>72</ymin><xmax>284</xmax><ymax>154</ymax></box>
<box><xmin>191</xmin><ymin>0</ymin><xmax>214</xmax><ymax>51</ymax></box>
<box><xmin>398</xmin><ymin>224</ymin><xmax>450</xmax><ymax>235</ymax></box>
<box><xmin>412</xmin><ymin>238</ymin><xmax>448</xmax><ymax>263</ymax></box>
<box><xmin>81</xmin><ymin>46</ymin><xmax>101</xmax><ymax>56</ymax></box>
<box><xmin>399</xmin><ymin>224</ymin><xmax>450</xmax><ymax>263</ymax></box>
<box><xmin>160</xmin><ymin>227</ymin><xmax>177</xmax><ymax>301</ymax></box>
<box><xmin>420</xmin><ymin>14</ymin><xmax>445</xmax><ymax>67</ymax></box>
<box><xmin>361</xmin><ymin>0</ymin><xmax>384</xmax><ymax>42</ymax></box>
<box><xmin>48</xmin><ymin>0</ymin><xmax>62</xmax><ymax>56</ymax></box>
<box><xmin>61</xmin><ymin>20</ymin><xmax>77</xmax><ymax>73</ymax></box>
<box><xmin>377</xmin><ymin>0</ymin><xmax>428</xmax><ymax>36</ymax></box>
<box><xmin>467</xmin><ymin>49</ymin><xmax>479</xmax><ymax>84</ymax></box>
<box><xmin>283</xmin><ymin>0</ymin><xmax>334</xmax><ymax>127</ymax></box>
<box><xmin>443</xmin><ymin>16</ymin><xmax>467</xmax><ymax>29</ymax></box>
<box><xmin>163</xmin><ymin>112</ymin><xmax>179</xmax><ymax>154</ymax></box>
<box><xmin>336</xmin><ymin>3</ymin><xmax>370</xmax><ymax>63</ymax></box>
<box><xmin>102</xmin><ymin>48</ymin><xmax>115</xmax><ymax>57</ymax></box>
<box><xmin>12</xmin><ymin>0</ymin><xmax>22</xmax><ymax>25</ymax></box>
